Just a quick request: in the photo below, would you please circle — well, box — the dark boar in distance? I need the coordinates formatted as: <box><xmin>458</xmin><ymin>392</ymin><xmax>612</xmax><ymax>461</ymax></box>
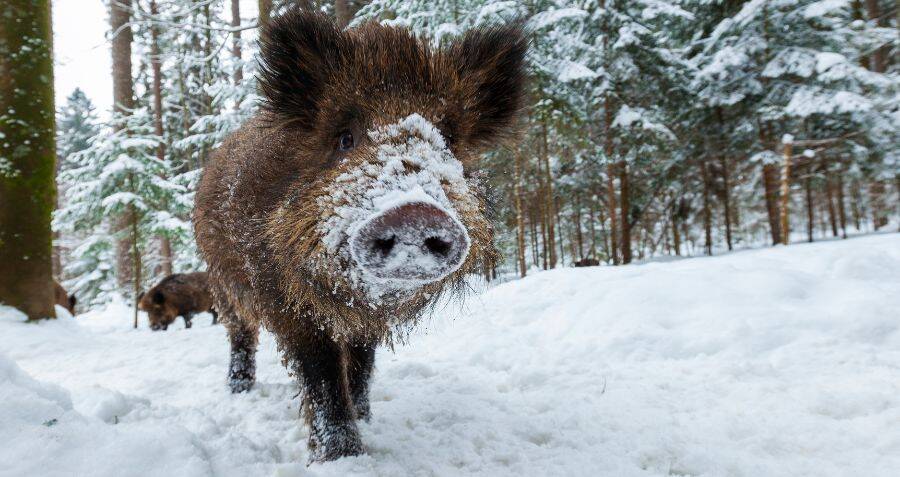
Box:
<box><xmin>138</xmin><ymin>272</ymin><xmax>217</xmax><ymax>331</ymax></box>
<box><xmin>193</xmin><ymin>9</ymin><xmax>526</xmax><ymax>462</ymax></box>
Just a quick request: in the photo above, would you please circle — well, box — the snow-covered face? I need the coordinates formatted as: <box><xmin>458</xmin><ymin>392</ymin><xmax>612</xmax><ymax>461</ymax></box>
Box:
<box><xmin>316</xmin><ymin>114</ymin><xmax>482</xmax><ymax>302</ymax></box>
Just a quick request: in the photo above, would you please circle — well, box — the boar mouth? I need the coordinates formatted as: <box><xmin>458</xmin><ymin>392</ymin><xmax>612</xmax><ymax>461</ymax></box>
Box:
<box><xmin>349</xmin><ymin>201</ymin><xmax>470</xmax><ymax>285</ymax></box>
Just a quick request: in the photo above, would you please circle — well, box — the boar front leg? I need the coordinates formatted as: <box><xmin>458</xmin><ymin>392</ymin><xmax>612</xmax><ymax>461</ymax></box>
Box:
<box><xmin>288</xmin><ymin>332</ymin><xmax>363</xmax><ymax>462</ymax></box>
<box><xmin>347</xmin><ymin>343</ymin><xmax>376</xmax><ymax>421</ymax></box>
<box><xmin>183</xmin><ymin>312</ymin><xmax>194</xmax><ymax>329</ymax></box>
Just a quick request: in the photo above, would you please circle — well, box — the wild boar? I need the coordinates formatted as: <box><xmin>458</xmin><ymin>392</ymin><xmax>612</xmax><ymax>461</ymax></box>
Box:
<box><xmin>193</xmin><ymin>9</ymin><xmax>525</xmax><ymax>462</ymax></box>
<box><xmin>54</xmin><ymin>280</ymin><xmax>76</xmax><ymax>314</ymax></box>
<box><xmin>138</xmin><ymin>272</ymin><xmax>217</xmax><ymax>331</ymax></box>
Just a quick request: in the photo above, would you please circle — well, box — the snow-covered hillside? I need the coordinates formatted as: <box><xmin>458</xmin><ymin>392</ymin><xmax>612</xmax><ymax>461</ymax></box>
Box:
<box><xmin>2</xmin><ymin>234</ymin><xmax>898</xmax><ymax>477</ymax></box>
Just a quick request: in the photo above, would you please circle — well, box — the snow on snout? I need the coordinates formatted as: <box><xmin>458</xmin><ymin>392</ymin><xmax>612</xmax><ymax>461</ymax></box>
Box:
<box><xmin>317</xmin><ymin>114</ymin><xmax>478</xmax><ymax>300</ymax></box>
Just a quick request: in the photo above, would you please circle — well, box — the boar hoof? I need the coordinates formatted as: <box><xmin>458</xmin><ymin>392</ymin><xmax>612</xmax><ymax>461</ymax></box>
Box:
<box><xmin>229</xmin><ymin>378</ymin><xmax>254</xmax><ymax>393</ymax></box>
<box><xmin>307</xmin><ymin>426</ymin><xmax>364</xmax><ymax>463</ymax></box>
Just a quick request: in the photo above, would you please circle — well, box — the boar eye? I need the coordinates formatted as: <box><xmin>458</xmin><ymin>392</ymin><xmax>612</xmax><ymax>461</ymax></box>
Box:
<box><xmin>338</xmin><ymin>131</ymin><xmax>355</xmax><ymax>152</ymax></box>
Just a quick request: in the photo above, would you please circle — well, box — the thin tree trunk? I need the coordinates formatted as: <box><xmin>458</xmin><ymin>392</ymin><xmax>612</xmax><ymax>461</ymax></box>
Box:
<box><xmin>825</xmin><ymin>170</ymin><xmax>839</xmax><ymax>237</ymax></box>
<box><xmin>540</xmin><ymin>120</ymin><xmax>556</xmax><ymax>268</ymax></box>
<box><xmin>619</xmin><ymin>161</ymin><xmax>632</xmax><ymax>263</ymax></box>
<box><xmin>513</xmin><ymin>152</ymin><xmax>527</xmax><ymax>277</ymax></box>
<box><xmin>836</xmin><ymin>170</ymin><xmax>848</xmax><ymax>238</ymax></box>
<box><xmin>574</xmin><ymin>193</ymin><xmax>584</xmax><ymax>261</ymax></box>
<box><xmin>779</xmin><ymin>140</ymin><xmax>793</xmax><ymax>245</ymax></box>
<box><xmin>529</xmin><ymin>202</ymin><xmax>539</xmax><ymax>268</ymax></box>
<box><xmin>701</xmin><ymin>158</ymin><xmax>713</xmax><ymax>255</ymax></box>
<box><xmin>719</xmin><ymin>155</ymin><xmax>733</xmax><ymax>251</ymax></box>
<box><xmin>555</xmin><ymin>196</ymin><xmax>565</xmax><ymax>266</ymax></box>
<box><xmin>805</xmin><ymin>174</ymin><xmax>814</xmax><ymax>242</ymax></box>
<box><xmin>0</xmin><ymin>0</ymin><xmax>57</xmax><ymax>320</ymax></box>
<box><xmin>851</xmin><ymin>180</ymin><xmax>863</xmax><ymax>231</ymax></box>
<box><xmin>672</xmin><ymin>209</ymin><xmax>681</xmax><ymax>256</ymax></box>
<box><xmin>149</xmin><ymin>0</ymin><xmax>173</xmax><ymax>277</ymax></box>
<box><xmin>598</xmin><ymin>205</ymin><xmax>611</xmax><ymax>263</ymax></box>
<box><xmin>588</xmin><ymin>195</ymin><xmax>598</xmax><ymax>259</ymax></box>
<box><xmin>111</xmin><ymin>0</ymin><xmax>136</xmax><ymax>291</ymax></box>
<box><xmin>763</xmin><ymin>165</ymin><xmax>782</xmax><ymax>245</ymax></box>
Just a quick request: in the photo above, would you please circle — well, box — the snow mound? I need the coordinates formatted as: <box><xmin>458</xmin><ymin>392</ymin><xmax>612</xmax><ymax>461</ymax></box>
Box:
<box><xmin>0</xmin><ymin>351</ymin><xmax>208</xmax><ymax>477</ymax></box>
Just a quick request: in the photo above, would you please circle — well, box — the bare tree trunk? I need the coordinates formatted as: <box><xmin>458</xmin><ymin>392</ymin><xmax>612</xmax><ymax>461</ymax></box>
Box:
<box><xmin>851</xmin><ymin>180</ymin><xmax>863</xmax><ymax>231</ymax></box>
<box><xmin>574</xmin><ymin>193</ymin><xmax>584</xmax><ymax>261</ymax></box>
<box><xmin>588</xmin><ymin>195</ymin><xmax>598</xmax><ymax>259</ymax></box>
<box><xmin>528</xmin><ymin>201</ymin><xmax>539</xmax><ymax>268</ymax></box>
<box><xmin>870</xmin><ymin>181</ymin><xmax>887</xmax><ymax>230</ymax></box>
<box><xmin>824</xmin><ymin>170</ymin><xmax>839</xmax><ymax>237</ymax></box>
<box><xmin>555</xmin><ymin>196</ymin><xmax>565</xmax><ymax>266</ymax></box>
<box><xmin>779</xmin><ymin>140</ymin><xmax>793</xmax><ymax>245</ymax></box>
<box><xmin>619</xmin><ymin>161</ymin><xmax>632</xmax><ymax>263</ymax></box>
<box><xmin>719</xmin><ymin>155</ymin><xmax>733</xmax><ymax>251</ymax></box>
<box><xmin>701</xmin><ymin>158</ymin><xmax>713</xmax><ymax>255</ymax></box>
<box><xmin>763</xmin><ymin>164</ymin><xmax>781</xmax><ymax>245</ymax></box>
<box><xmin>111</xmin><ymin>0</ymin><xmax>136</xmax><ymax>291</ymax></box>
<box><xmin>836</xmin><ymin>169</ymin><xmax>848</xmax><ymax>238</ymax></box>
<box><xmin>598</xmin><ymin>204</ymin><xmax>611</xmax><ymax>263</ymax></box>
<box><xmin>0</xmin><ymin>0</ymin><xmax>57</xmax><ymax>320</ymax></box>
<box><xmin>672</xmin><ymin>216</ymin><xmax>681</xmax><ymax>256</ymax></box>
<box><xmin>540</xmin><ymin>120</ymin><xmax>556</xmax><ymax>268</ymax></box>
<box><xmin>513</xmin><ymin>152</ymin><xmax>527</xmax><ymax>277</ymax></box>
<box><xmin>149</xmin><ymin>0</ymin><xmax>173</xmax><ymax>278</ymax></box>
<box><xmin>805</xmin><ymin>174</ymin><xmax>814</xmax><ymax>242</ymax></box>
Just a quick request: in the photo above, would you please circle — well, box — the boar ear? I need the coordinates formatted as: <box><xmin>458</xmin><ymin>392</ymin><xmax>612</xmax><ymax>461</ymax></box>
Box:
<box><xmin>450</xmin><ymin>24</ymin><xmax>528</xmax><ymax>147</ymax></box>
<box><xmin>152</xmin><ymin>291</ymin><xmax>165</xmax><ymax>305</ymax></box>
<box><xmin>258</xmin><ymin>9</ymin><xmax>344</xmax><ymax>129</ymax></box>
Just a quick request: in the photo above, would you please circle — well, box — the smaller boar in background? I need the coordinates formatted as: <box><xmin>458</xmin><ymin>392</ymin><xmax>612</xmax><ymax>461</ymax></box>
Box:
<box><xmin>54</xmin><ymin>280</ymin><xmax>76</xmax><ymax>315</ymax></box>
<box><xmin>138</xmin><ymin>272</ymin><xmax>217</xmax><ymax>331</ymax></box>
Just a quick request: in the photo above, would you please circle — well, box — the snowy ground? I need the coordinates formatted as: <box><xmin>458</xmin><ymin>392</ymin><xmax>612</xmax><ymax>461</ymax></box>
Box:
<box><xmin>2</xmin><ymin>233</ymin><xmax>899</xmax><ymax>477</ymax></box>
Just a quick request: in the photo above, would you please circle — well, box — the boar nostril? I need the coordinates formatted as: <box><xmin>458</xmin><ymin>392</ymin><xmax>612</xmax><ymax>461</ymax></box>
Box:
<box><xmin>372</xmin><ymin>236</ymin><xmax>396</xmax><ymax>256</ymax></box>
<box><xmin>423</xmin><ymin>237</ymin><xmax>451</xmax><ymax>256</ymax></box>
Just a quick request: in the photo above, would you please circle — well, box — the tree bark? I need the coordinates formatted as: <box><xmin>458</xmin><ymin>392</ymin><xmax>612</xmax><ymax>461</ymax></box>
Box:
<box><xmin>574</xmin><ymin>193</ymin><xmax>584</xmax><ymax>261</ymax></box>
<box><xmin>701</xmin><ymin>158</ymin><xmax>713</xmax><ymax>255</ymax></box>
<box><xmin>824</xmin><ymin>170</ymin><xmax>839</xmax><ymax>237</ymax></box>
<box><xmin>805</xmin><ymin>174</ymin><xmax>814</xmax><ymax>242</ymax></box>
<box><xmin>513</xmin><ymin>152</ymin><xmax>527</xmax><ymax>277</ymax></box>
<box><xmin>619</xmin><ymin>161</ymin><xmax>632</xmax><ymax>263</ymax></box>
<box><xmin>779</xmin><ymin>140</ymin><xmax>793</xmax><ymax>245</ymax></box>
<box><xmin>719</xmin><ymin>155</ymin><xmax>733</xmax><ymax>250</ymax></box>
<box><xmin>0</xmin><ymin>0</ymin><xmax>57</xmax><ymax>320</ymax></box>
<box><xmin>540</xmin><ymin>120</ymin><xmax>556</xmax><ymax>268</ymax></box>
<box><xmin>763</xmin><ymin>166</ymin><xmax>781</xmax><ymax>246</ymax></box>
<box><xmin>836</xmin><ymin>169</ymin><xmax>848</xmax><ymax>238</ymax></box>
<box><xmin>111</xmin><ymin>0</ymin><xmax>136</xmax><ymax>291</ymax></box>
<box><xmin>149</xmin><ymin>0</ymin><xmax>173</xmax><ymax>278</ymax></box>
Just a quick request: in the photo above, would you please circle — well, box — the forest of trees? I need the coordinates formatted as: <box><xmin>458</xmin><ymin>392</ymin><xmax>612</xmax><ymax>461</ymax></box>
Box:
<box><xmin>4</xmin><ymin>0</ymin><xmax>897</xmax><ymax>313</ymax></box>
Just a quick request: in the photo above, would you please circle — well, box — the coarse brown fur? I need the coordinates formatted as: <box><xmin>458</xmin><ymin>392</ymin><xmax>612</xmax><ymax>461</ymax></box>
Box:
<box><xmin>54</xmin><ymin>280</ymin><xmax>76</xmax><ymax>315</ymax></box>
<box><xmin>193</xmin><ymin>9</ymin><xmax>526</xmax><ymax>462</ymax></box>
<box><xmin>138</xmin><ymin>272</ymin><xmax>217</xmax><ymax>330</ymax></box>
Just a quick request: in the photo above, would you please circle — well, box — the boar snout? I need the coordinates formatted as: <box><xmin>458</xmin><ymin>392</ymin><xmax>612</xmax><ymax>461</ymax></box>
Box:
<box><xmin>350</xmin><ymin>202</ymin><xmax>469</xmax><ymax>282</ymax></box>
